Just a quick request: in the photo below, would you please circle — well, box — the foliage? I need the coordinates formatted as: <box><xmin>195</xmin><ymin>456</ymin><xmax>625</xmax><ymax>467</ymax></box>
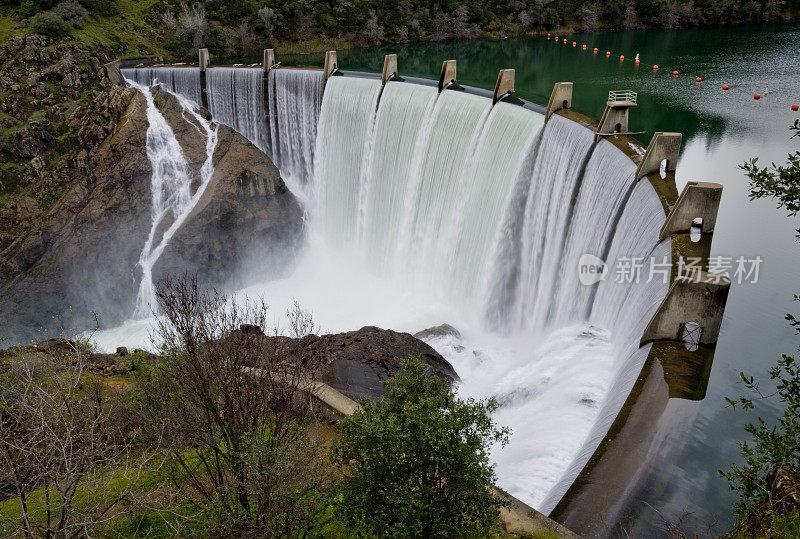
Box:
<box><xmin>0</xmin><ymin>341</ymin><xmax>151</xmax><ymax>536</ymax></box>
<box><xmin>741</xmin><ymin>119</ymin><xmax>800</xmax><ymax>239</ymax></box>
<box><xmin>331</xmin><ymin>357</ymin><xmax>510</xmax><ymax>538</ymax></box>
<box><xmin>53</xmin><ymin>1</ymin><xmax>89</xmax><ymax>28</ymax></box>
<box><xmin>29</xmin><ymin>10</ymin><xmax>70</xmax><ymax>36</ymax></box>
<box><xmin>130</xmin><ymin>275</ymin><xmax>331</xmax><ymax>537</ymax></box>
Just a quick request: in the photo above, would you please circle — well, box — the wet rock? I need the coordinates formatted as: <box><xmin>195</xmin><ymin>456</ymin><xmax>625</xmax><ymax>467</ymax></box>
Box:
<box><xmin>414</xmin><ymin>323</ymin><xmax>462</xmax><ymax>340</ymax></box>
<box><xmin>267</xmin><ymin>325</ymin><xmax>459</xmax><ymax>402</ymax></box>
<box><xmin>768</xmin><ymin>466</ymin><xmax>800</xmax><ymax>512</ymax></box>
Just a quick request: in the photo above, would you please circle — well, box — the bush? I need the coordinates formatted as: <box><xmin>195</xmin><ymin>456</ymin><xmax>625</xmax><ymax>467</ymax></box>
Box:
<box><xmin>18</xmin><ymin>0</ymin><xmax>42</xmax><ymax>18</ymax></box>
<box><xmin>29</xmin><ymin>11</ymin><xmax>71</xmax><ymax>36</ymax></box>
<box><xmin>53</xmin><ymin>1</ymin><xmax>89</xmax><ymax>28</ymax></box>
<box><xmin>331</xmin><ymin>357</ymin><xmax>511</xmax><ymax>537</ymax></box>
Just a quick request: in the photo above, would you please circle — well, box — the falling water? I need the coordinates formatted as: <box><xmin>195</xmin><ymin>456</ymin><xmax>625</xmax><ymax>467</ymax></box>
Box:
<box><xmin>205</xmin><ymin>67</ymin><xmax>270</xmax><ymax>153</ymax></box>
<box><xmin>359</xmin><ymin>81</ymin><xmax>439</xmax><ymax>272</ymax></box>
<box><xmin>102</xmin><ymin>73</ymin><xmax>676</xmax><ymax>515</ymax></box>
<box><xmin>125</xmin><ymin>80</ymin><xmax>218</xmax><ymax>317</ymax></box>
<box><xmin>314</xmin><ymin>76</ymin><xmax>382</xmax><ymax>246</ymax></box>
<box><xmin>268</xmin><ymin>68</ymin><xmax>325</xmax><ymax>195</ymax></box>
<box><xmin>120</xmin><ymin>67</ymin><xmax>203</xmax><ymax>106</ymax></box>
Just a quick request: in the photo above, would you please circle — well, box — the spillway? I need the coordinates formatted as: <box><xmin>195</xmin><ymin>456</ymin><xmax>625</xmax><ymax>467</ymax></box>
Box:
<box><xmin>268</xmin><ymin>68</ymin><xmax>324</xmax><ymax>196</ymax></box>
<box><xmin>110</xmin><ymin>69</ymin><xmax>676</xmax><ymax>515</ymax></box>
<box><xmin>205</xmin><ymin>67</ymin><xmax>270</xmax><ymax>154</ymax></box>
<box><xmin>119</xmin><ymin>67</ymin><xmax>202</xmax><ymax>106</ymax></box>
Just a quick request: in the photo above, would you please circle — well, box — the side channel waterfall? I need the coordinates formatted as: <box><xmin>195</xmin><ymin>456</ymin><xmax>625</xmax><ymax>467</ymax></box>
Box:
<box><xmin>124</xmin><ymin>79</ymin><xmax>218</xmax><ymax>317</ymax></box>
<box><xmin>109</xmin><ymin>69</ymin><xmax>673</xmax><ymax>515</ymax></box>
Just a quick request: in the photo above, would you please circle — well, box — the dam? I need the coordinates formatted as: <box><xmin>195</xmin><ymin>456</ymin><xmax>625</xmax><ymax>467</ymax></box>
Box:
<box><xmin>114</xmin><ymin>50</ymin><xmax>730</xmax><ymax>534</ymax></box>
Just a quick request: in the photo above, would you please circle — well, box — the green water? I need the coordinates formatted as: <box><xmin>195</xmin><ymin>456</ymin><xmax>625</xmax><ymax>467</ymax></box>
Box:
<box><xmin>278</xmin><ymin>24</ymin><xmax>800</xmax><ymax>535</ymax></box>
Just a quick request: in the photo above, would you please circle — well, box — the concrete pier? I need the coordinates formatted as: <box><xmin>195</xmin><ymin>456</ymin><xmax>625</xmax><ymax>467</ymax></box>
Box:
<box><xmin>493</xmin><ymin>69</ymin><xmax>515</xmax><ymax>104</ymax></box>
<box><xmin>636</xmin><ymin>132</ymin><xmax>682</xmax><ymax>180</ymax></box>
<box><xmin>262</xmin><ymin>48</ymin><xmax>275</xmax><ymax>72</ymax></box>
<box><xmin>381</xmin><ymin>54</ymin><xmax>398</xmax><ymax>85</ymax></box>
<box><xmin>198</xmin><ymin>48</ymin><xmax>210</xmax><ymax>109</ymax></box>
<box><xmin>641</xmin><ymin>269</ymin><xmax>730</xmax><ymax>346</ymax></box>
<box><xmin>103</xmin><ymin>60</ymin><xmax>124</xmax><ymax>85</ymax></box>
<box><xmin>659</xmin><ymin>181</ymin><xmax>722</xmax><ymax>240</ymax></box>
<box><xmin>545</xmin><ymin>82</ymin><xmax>573</xmax><ymax>123</ymax></box>
<box><xmin>438</xmin><ymin>60</ymin><xmax>457</xmax><ymax>92</ymax></box>
<box><xmin>595</xmin><ymin>91</ymin><xmax>636</xmax><ymax>141</ymax></box>
<box><xmin>323</xmin><ymin>50</ymin><xmax>338</xmax><ymax>80</ymax></box>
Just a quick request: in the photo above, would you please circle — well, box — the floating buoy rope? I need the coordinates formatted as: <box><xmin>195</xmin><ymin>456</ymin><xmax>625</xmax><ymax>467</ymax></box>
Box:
<box><xmin>542</xmin><ymin>34</ymin><xmax>792</xmax><ymax>109</ymax></box>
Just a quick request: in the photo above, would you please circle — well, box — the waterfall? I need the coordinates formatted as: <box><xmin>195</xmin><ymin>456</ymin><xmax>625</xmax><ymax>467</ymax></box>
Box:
<box><xmin>205</xmin><ymin>67</ymin><xmax>270</xmax><ymax>154</ymax></box>
<box><xmin>359</xmin><ymin>81</ymin><xmax>439</xmax><ymax>273</ymax></box>
<box><xmin>124</xmin><ymin>79</ymin><xmax>218</xmax><ymax>317</ymax></box>
<box><xmin>268</xmin><ymin>68</ymin><xmax>324</xmax><ymax>196</ymax></box>
<box><xmin>120</xmin><ymin>67</ymin><xmax>202</xmax><ymax>106</ymax></box>
<box><xmin>110</xmin><ymin>71</ymin><xmax>677</xmax><ymax>514</ymax></box>
<box><xmin>314</xmin><ymin>76</ymin><xmax>382</xmax><ymax>247</ymax></box>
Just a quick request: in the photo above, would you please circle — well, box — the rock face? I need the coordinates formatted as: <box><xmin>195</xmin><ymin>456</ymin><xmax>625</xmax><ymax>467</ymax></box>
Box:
<box><xmin>270</xmin><ymin>325</ymin><xmax>459</xmax><ymax>402</ymax></box>
<box><xmin>0</xmin><ymin>81</ymin><xmax>303</xmax><ymax>344</ymax></box>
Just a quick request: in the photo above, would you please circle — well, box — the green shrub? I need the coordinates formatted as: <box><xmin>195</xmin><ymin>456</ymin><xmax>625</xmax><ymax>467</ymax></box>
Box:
<box><xmin>92</xmin><ymin>0</ymin><xmax>118</xmax><ymax>16</ymax></box>
<box><xmin>29</xmin><ymin>11</ymin><xmax>71</xmax><ymax>36</ymax></box>
<box><xmin>18</xmin><ymin>0</ymin><xmax>42</xmax><ymax>18</ymax></box>
<box><xmin>53</xmin><ymin>1</ymin><xmax>88</xmax><ymax>29</ymax></box>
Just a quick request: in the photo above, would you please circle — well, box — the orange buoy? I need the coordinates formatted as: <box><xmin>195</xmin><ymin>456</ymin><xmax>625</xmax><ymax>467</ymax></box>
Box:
<box><xmin>696</xmin><ymin>77</ymin><xmax>702</xmax><ymax>82</ymax></box>
<box><xmin>754</xmin><ymin>94</ymin><xmax>761</xmax><ymax>99</ymax></box>
<box><xmin>582</xmin><ymin>44</ymin><xmax>587</xmax><ymax>49</ymax></box>
<box><xmin>572</xmin><ymin>41</ymin><xmax>576</xmax><ymax>47</ymax></box>
<box><xmin>547</xmin><ymin>33</ymin><xmax>551</xmax><ymax>37</ymax></box>
<box><xmin>593</xmin><ymin>47</ymin><xmax>598</xmax><ymax>52</ymax></box>
<box><xmin>547</xmin><ymin>36</ymin><xmax>550</xmax><ymax>40</ymax></box>
<box><xmin>620</xmin><ymin>55</ymin><xmax>625</xmax><ymax>60</ymax></box>
<box><xmin>672</xmin><ymin>70</ymin><xmax>678</xmax><ymax>76</ymax></box>
<box><xmin>606</xmin><ymin>51</ymin><xmax>611</xmax><ymax>56</ymax></box>
<box><xmin>563</xmin><ymin>38</ymin><xmax>567</xmax><ymax>43</ymax></box>
<box><xmin>793</xmin><ymin>104</ymin><xmax>799</xmax><ymax>111</ymax></box>
<box><xmin>722</xmin><ymin>85</ymin><xmax>729</xmax><ymax>90</ymax></box>
<box><xmin>653</xmin><ymin>64</ymin><xmax>659</xmax><ymax>69</ymax></box>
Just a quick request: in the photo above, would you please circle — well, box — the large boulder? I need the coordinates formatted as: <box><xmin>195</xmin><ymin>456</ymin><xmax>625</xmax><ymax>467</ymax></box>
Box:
<box><xmin>269</xmin><ymin>325</ymin><xmax>459</xmax><ymax>402</ymax></box>
<box><xmin>0</xmin><ymin>85</ymin><xmax>303</xmax><ymax>344</ymax></box>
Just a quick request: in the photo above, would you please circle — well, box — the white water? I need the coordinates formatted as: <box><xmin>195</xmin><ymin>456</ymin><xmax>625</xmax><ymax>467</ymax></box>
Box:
<box><xmin>120</xmin><ymin>67</ymin><xmax>203</xmax><ymax>107</ymax></box>
<box><xmin>98</xmin><ymin>74</ymin><xmax>673</xmax><ymax>513</ymax></box>
<box><xmin>206</xmin><ymin>67</ymin><xmax>270</xmax><ymax>153</ymax></box>
<box><xmin>268</xmin><ymin>68</ymin><xmax>324</xmax><ymax>199</ymax></box>
<box><xmin>125</xmin><ymin>80</ymin><xmax>218</xmax><ymax>317</ymax></box>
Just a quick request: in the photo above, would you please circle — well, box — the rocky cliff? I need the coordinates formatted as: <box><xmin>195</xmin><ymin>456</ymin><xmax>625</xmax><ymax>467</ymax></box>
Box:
<box><xmin>0</xmin><ymin>48</ymin><xmax>303</xmax><ymax>344</ymax></box>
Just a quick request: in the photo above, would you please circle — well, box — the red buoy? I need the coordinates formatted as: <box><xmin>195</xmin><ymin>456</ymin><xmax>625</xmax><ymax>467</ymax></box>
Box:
<box><xmin>653</xmin><ymin>64</ymin><xmax>659</xmax><ymax>70</ymax></box>
<box><xmin>582</xmin><ymin>44</ymin><xmax>587</xmax><ymax>49</ymax></box>
<box><xmin>672</xmin><ymin>70</ymin><xmax>679</xmax><ymax>76</ymax></box>
<box><xmin>573</xmin><ymin>41</ymin><xmax>577</xmax><ymax>47</ymax></box>
<box><xmin>696</xmin><ymin>77</ymin><xmax>702</xmax><ymax>82</ymax></box>
<box><xmin>593</xmin><ymin>47</ymin><xmax>598</xmax><ymax>52</ymax></box>
<box><xmin>563</xmin><ymin>38</ymin><xmax>567</xmax><ymax>43</ymax></box>
<box><xmin>754</xmin><ymin>94</ymin><xmax>761</xmax><ymax>100</ymax></box>
<box><xmin>722</xmin><ymin>85</ymin><xmax>729</xmax><ymax>90</ymax></box>
<box><xmin>792</xmin><ymin>104</ymin><xmax>799</xmax><ymax>111</ymax></box>
<box><xmin>606</xmin><ymin>51</ymin><xmax>611</xmax><ymax>56</ymax></box>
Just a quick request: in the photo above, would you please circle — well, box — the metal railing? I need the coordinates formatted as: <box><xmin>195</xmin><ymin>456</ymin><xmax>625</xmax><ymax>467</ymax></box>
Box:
<box><xmin>608</xmin><ymin>90</ymin><xmax>637</xmax><ymax>104</ymax></box>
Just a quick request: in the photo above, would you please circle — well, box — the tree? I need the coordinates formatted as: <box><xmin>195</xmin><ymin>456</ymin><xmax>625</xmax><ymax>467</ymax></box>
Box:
<box><xmin>331</xmin><ymin>357</ymin><xmax>510</xmax><ymax>538</ymax></box>
<box><xmin>133</xmin><ymin>276</ymin><xmax>330</xmax><ymax>536</ymax></box>
<box><xmin>0</xmin><ymin>339</ymin><xmax>150</xmax><ymax>537</ymax></box>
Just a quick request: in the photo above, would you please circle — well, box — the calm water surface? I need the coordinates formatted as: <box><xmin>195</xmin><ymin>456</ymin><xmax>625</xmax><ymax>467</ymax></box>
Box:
<box><xmin>278</xmin><ymin>24</ymin><xmax>800</xmax><ymax>534</ymax></box>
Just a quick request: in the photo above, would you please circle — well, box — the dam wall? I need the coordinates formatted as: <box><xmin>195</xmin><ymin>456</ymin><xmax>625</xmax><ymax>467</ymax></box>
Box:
<box><xmin>118</xmin><ymin>51</ymin><xmax>729</xmax><ymax>534</ymax></box>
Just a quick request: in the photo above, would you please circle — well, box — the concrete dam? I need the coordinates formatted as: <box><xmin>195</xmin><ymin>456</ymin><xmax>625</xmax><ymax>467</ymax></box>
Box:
<box><xmin>116</xmin><ymin>50</ymin><xmax>730</xmax><ymax>535</ymax></box>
